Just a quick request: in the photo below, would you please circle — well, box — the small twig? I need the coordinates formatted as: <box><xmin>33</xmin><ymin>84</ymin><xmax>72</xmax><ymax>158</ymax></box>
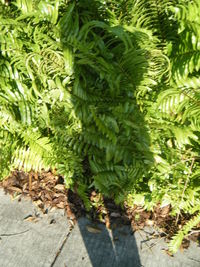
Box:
<box><xmin>137</xmin><ymin>228</ymin><xmax>154</xmax><ymax>254</ymax></box>
<box><xmin>29</xmin><ymin>172</ymin><xmax>32</xmax><ymax>192</ymax></box>
<box><xmin>142</xmin><ymin>235</ymin><xmax>165</xmax><ymax>251</ymax></box>
<box><xmin>186</xmin><ymin>229</ymin><xmax>200</xmax><ymax>236</ymax></box>
<box><xmin>176</xmin><ymin>158</ymin><xmax>195</xmax><ymax>225</ymax></box>
<box><xmin>140</xmin><ymin>226</ymin><xmax>168</xmax><ymax>252</ymax></box>
<box><xmin>181</xmin><ymin>89</ymin><xmax>200</xmax><ymax>107</ymax></box>
<box><xmin>0</xmin><ymin>229</ymin><xmax>29</xmax><ymax>237</ymax></box>
<box><xmin>35</xmin><ymin>172</ymin><xmax>38</xmax><ymax>180</ymax></box>
<box><xmin>154</xmin><ymin>225</ymin><xmax>169</xmax><ymax>238</ymax></box>
<box><xmin>188</xmin><ymin>257</ymin><xmax>200</xmax><ymax>263</ymax></box>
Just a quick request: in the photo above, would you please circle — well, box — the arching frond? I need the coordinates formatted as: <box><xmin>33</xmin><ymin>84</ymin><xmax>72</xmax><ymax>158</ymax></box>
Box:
<box><xmin>169</xmin><ymin>212</ymin><xmax>200</xmax><ymax>254</ymax></box>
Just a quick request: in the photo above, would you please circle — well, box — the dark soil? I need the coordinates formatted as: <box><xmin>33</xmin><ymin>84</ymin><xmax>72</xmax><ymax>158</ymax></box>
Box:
<box><xmin>1</xmin><ymin>170</ymin><xmax>200</xmax><ymax>252</ymax></box>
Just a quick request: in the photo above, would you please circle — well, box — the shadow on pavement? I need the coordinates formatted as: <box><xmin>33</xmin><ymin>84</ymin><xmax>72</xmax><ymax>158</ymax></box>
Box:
<box><xmin>52</xmin><ymin>191</ymin><xmax>142</xmax><ymax>267</ymax></box>
<box><xmin>76</xmin><ymin>216</ymin><xmax>142</xmax><ymax>267</ymax></box>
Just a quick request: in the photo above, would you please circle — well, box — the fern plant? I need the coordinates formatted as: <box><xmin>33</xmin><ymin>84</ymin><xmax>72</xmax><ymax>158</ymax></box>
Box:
<box><xmin>126</xmin><ymin>0</ymin><xmax>200</xmax><ymax>253</ymax></box>
<box><xmin>58</xmin><ymin>0</ymin><xmax>171</xmax><ymax>202</ymax></box>
<box><xmin>0</xmin><ymin>0</ymin><xmax>81</xmax><ymax>180</ymax></box>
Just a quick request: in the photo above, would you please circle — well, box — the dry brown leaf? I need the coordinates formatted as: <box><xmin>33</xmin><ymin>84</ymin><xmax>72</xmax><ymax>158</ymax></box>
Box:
<box><xmin>110</xmin><ymin>212</ymin><xmax>121</xmax><ymax>218</ymax></box>
<box><xmin>56</xmin><ymin>202</ymin><xmax>65</xmax><ymax>209</ymax></box>
<box><xmin>8</xmin><ymin>186</ymin><xmax>22</xmax><ymax>193</ymax></box>
<box><xmin>23</xmin><ymin>183</ymin><xmax>27</xmax><ymax>191</ymax></box>
<box><xmin>54</xmin><ymin>184</ymin><xmax>66</xmax><ymax>191</ymax></box>
<box><xmin>57</xmin><ymin>196</ymin><xmax>67</xmax><ymax>203</ymax></box>
<box><xmin>45</xmin><ymin>193</ymin><xmax>53</xmax><ymax>201</ymax></box>
<box><xmin>105</xmin><ymin>215</ymin><xmax>111</xmax><ymax>229</ymax></box>
<box><xmin>145</xmin><ymin>219</ymin><xmax>154</xmax><ymax>226</ymax></box>
<box><xmin>53</xmin><ymin>193</ymin><xmax>66</xmax><ymax>198</ymax></box>
<box><xmin>160</xmin><ymin>205</ymin><xmax>170</xmax><ymax>217</ymax></box>
<box><xmin>34</xmin><ymin>200</ymin><xmax>43</xmax><ymax>206</ymax></box>
<box><xmin>86</xmin><ymin>225</ymin><xmax>102</xmax><ymax>234</ymax></box>
<box><xmin>24</xmin><ymin>216</ymin><xmax>39</xmax><ymax>223</ymax></box>
<box><xmin>52</xmin><ymin>198</ymin><xmax>60</xmax><ymax>204</ymax></box>
<box><xmin>66</xmin><ymin>205</ymin><xmax>74</xmax><ymax>217</ymax></box>
<box><xmin>34</xmin><ymin>173</ymin><xmax>39</xmax><ymax>180</ymax></box>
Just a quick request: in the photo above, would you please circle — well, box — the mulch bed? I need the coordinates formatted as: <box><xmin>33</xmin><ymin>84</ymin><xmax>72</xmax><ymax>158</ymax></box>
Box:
<box><xmin>0</xmin><ymin>170</ymin><xmax>200</xmax><ymax>252</ymax></box>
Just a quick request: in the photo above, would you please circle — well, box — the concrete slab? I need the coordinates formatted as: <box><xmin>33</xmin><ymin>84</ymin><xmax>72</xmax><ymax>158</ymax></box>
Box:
<box><xmin>54</xmin><ymin>217</ymin><xmax>141</xmax><ymax>267</ymax></box>
<box><xmin>134</xmin><ymin>228</ymin><xmax>200</xmax><ymax>267</ymax></box>
<box><xmin>54</xmin><ymin>218</ymin><xmax>200</xmax><ymax>267</ymax></box>
<box><xmin>0</xmin><ymin>190</ymin><xmax>69</xmax><ymax>267</ymax></box>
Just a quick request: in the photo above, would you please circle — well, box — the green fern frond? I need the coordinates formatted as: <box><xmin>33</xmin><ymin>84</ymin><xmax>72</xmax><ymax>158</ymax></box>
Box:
<box><xmin>0</xmin><ymin>130</ymin><xmax>16</xmax><ymax>179</ymax></box>
<box><xmin>169</xmin><ymin>1</ymin><xmax>200</xmax><ymax>82</ymax></box>
<box><xmin>157</xmin><ymin>89</ymin><xmax>185</xmax><ymax>117</ymax></box>
<box><xmin>77</xmin><ymin>183</ymin><xmax>91</xmax><ymax>211</ymax></box>
<box><xmin>11</xmin><ymin>128</ymin><xmax>53</xmax><ymax>173</ymax></box>
<box><xmin>12</xmin><ymin>147</ymin><xmax>50</xmax><ymax>172</ymax></box>
<box><xmin>130</xmin><ymin>0</ymin><xmax>177</xmax><ymax>49</ymax></box>
<box><xmin>169</xmin><ymin>211</ymin><xmax>200</xmax><ymax>254</ymax></box>
<box><xmin>21</xmin><ymin>129</ymin><xmax>52</xmax><ymax>155</ymax></box>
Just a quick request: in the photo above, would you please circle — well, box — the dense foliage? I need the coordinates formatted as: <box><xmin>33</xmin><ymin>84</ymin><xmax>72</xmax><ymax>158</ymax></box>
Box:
<box><xmin>1</xmin><ymin>0</ymin><xmax>200</xmax><ymax>253</ymax></box>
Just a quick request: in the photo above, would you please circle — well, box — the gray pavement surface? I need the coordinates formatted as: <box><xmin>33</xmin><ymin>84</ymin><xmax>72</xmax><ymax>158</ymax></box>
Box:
<box><xmin>0</xmin><ymin>189</ymin><xmax>200</xmax><ymax>267</ymax></box>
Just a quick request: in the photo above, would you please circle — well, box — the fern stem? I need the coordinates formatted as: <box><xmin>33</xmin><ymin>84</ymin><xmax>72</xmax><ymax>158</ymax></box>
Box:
<box><xmin>186</xmin><ymin>229</ymin><xmax>200</xmax><ymax>236</ymax></box>
<box><xmin>181</xmin><ymin>89</ymin><xmax>200</xmax><ymax>107</ymax></box>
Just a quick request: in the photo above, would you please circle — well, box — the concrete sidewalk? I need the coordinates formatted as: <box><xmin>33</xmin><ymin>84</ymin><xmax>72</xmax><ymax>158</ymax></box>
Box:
<box><xmin>0</xmin><ymin>189</ymin><xmax>200</xmax><ymax>267</ymax></box>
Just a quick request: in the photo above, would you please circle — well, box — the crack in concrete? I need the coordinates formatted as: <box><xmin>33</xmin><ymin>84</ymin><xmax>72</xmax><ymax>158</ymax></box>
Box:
<box><xmin>50</xmin><ymin>225</ymin><xmax>74</xmax><ymax>267</ymax></box>
<box><xmin>0</xmin><ymin>229</ymin><xmax>30</xmax><ymax>237</ymax></box>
